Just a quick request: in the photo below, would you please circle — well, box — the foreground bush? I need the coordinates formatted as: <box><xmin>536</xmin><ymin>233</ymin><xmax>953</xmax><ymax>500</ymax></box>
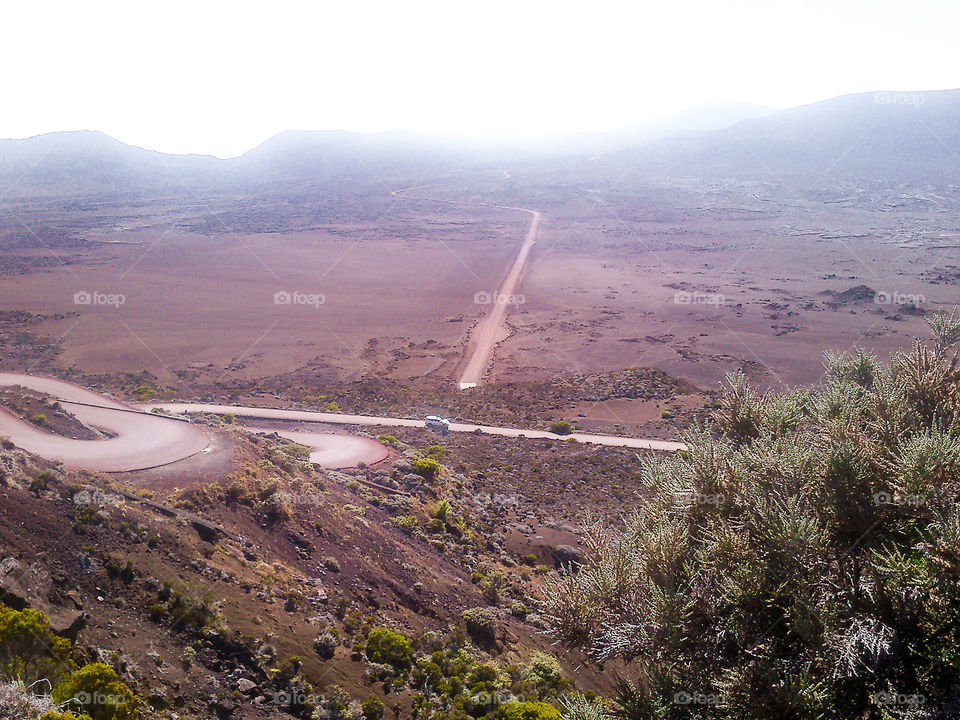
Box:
<box><xmin>545</xmin><ymin>312</ymin><xmax>960</xmax><ymax>718</ymax></box>
<box><xmin>0</xmin><ymin>680</ymin><xmax>57</xmax><ymax>718</ymax></box>
<box><xmin>0</xmin><ymin>605</ymin><xmax>73</xmax><ymax>686</ymax></box>
<box><xmin>53</xmin><ymin>663</ymin><xmax>139</xmax><ymax>720</ymax></box>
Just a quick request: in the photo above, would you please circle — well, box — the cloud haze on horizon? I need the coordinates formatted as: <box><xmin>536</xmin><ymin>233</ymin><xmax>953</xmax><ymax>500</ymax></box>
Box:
<box><xmin>3</xmin><ymin>0</ymin><xmax>959</xmax><ymax>157</ymax></box>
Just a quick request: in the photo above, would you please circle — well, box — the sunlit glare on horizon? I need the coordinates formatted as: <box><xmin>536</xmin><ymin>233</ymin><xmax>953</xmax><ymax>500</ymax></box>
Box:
<box><xmin>3</xmin><ymin>0</ymin><xmax>959</xmax><ymax>157</ymax></box>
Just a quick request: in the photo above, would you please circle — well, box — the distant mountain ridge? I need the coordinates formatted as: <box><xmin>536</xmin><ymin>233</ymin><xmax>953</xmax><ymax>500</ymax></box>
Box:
<box><xmin>0</xmin><ymin>130</ymin><xmax>223</xmax><ymax>196</ymax></box>
<box><xmin>2</xmin><ymin>89</ymin><xmax>958</xmax><ymax>198</ymax></box>
<box><xmin>624</xmin><ymin>88</ymin><xmax>960</xmax><ymax>184</ymax></box>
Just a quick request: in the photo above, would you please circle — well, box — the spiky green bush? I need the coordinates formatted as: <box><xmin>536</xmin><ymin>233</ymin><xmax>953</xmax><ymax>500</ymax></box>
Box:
<box><xmin>545</xmin><ymin>314</ymin><xmax>960</xmax><ymax>718</ymax></box>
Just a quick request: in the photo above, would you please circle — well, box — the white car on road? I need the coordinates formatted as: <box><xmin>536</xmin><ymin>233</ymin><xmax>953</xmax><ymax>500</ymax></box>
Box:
<box><xmin>425</xmin><ymin>415</ymin><xmax>450</xmax><ymax>433</ymax></box>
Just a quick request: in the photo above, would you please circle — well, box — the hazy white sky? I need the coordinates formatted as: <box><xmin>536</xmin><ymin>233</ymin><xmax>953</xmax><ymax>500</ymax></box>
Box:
<box><xmin>3</xmin><ymin>0</ymin><xmax>958</xmax><ymax>157</ymax></box>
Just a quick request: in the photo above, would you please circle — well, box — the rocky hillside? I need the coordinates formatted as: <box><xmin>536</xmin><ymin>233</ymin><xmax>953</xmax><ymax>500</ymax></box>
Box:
<box><xmin>0</xmin><ymin>417</ymin><xmax>624</xmax><ymax>720</ymax></box>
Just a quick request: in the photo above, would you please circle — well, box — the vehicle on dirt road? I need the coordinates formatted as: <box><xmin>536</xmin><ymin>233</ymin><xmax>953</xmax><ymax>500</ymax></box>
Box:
<box><xmin>425</xmin><ymin>415</ymin><xmax>450</xmax><ymax>433</ymax></box>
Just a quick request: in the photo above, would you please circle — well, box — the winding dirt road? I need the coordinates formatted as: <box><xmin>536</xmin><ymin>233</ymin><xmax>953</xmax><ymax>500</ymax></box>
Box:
<box><xmin>0</xmin><ymin>373</ymin><xmax>210</xmax><ymax>472</ymax></box>
<box><xmin>144</xmin><ymin>402</ymin><xmax>686</xmax><ymax>452</ymax></box>
<box><xmin>247</xmin><ymin>428</ymin><xmax>390</xmax><ymax>468</ymax></box>
<box><xmin>0</xmin><ymin>374</ymin><xmax>684</xmax><ymax>474</ymax></box>
<box><xmin>0</xmin><ymin>374</ymin><xmax>391</xmax><ymax>471</ymax></box>
<box><xmin>392</xmin><ymin>183</ymin><xmax>540</xmax><ymax>389</ymax></box>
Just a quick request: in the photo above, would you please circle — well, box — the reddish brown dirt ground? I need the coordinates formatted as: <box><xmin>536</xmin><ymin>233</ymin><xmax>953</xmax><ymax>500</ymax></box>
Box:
<box><xmin>1</xmin><ymin>174</ymin><xmax>956</xmax><ymax>412</ymax></box>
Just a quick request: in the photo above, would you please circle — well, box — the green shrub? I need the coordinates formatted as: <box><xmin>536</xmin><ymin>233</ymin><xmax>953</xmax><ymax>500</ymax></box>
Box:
<box><xmin>361</xmin><ymin>695</ymin><xmax>385</xmax><ymax>720</ymax></box>
<box><xmin>316</xmin><ymin>685</ymin><xmax>352</xmax><ymax>720</ymax></box>
<box><xmin>426</xmin><ymin>518</ymin><xmax>445</xmax><ymax>533</ymax></box>
<box><xmin>0</xmin><ymin>605</ymin><xmax>74</xmax><ymax>685</ymax></box>
<box><xmin>424</xmin><ymin>444</ymin><xmax>448</xmax><ymax>459</ymax></box>
<box><xmin>558</xmin><ymin>695</ymin><xmax>607</xmax><ymax>720</ymax></box>
<box><xmin>314</xmin><ymin>632</ymin><xmax>338</xmax><ymax>660</ymax></box>
<box><xmin>411</xmin><ymin>458</ymin><xmax>441</xmax><ymax>481</ymax></box>
<box><xmin>53</xmin><ymin>663</ymin><xmax>140</xmax><ymax>720</ymax></box>
<box><xmin>462</xmin><ymin>607</ymin><xmax>497</xmax><ymax>648</ymax></box>
<box><xmin>495</xmin><ymin>701</ymin><xmax>562</xmax><ymax>720</ymax></box>
<box><xmin>510</xmin><ymin>602</ymin><xmax>529</xmax><ymax>619</ymax></box>
<box><xmin>105</xmin><ymin>558</ymin><xmax>136</xmax><ymax>584</ymax></box>
<box><xmin>364</xmin><ymin>628</ymin><xmax>413</xmax><ymax>671</ymax></box>
<box><xmin>29</xmin><ymin>471</ymin><xmax>54</xmax><ymax>496</ymax></box>
<box><xmin>279</xmin><ymin>442</ymin><xmax>311</xmax><ymax>460</ymax></box>
<box><xmin>548</xmin><ymin>420</ymin><xmax>572</xmax><ymax>435</ymax></box>
<box><xmin>130</xmin><ymin>385</ymin><xmax>155</xmax><ymax>400</ymax></box>
<box><xmin>166</xmin><ymin>588</ymin><xmax>217</xmax><ymax>631</ymax></box>
<box><xmin>523</xmin><ymin>651</ymin><xmax>566</xmax><ymax>692</ymax></box>
<box><xmin>480</xmin><ymin>569</ymin><xmax>506</xmax><ymax>605</ymax></box>
<box><xmin>428</xmin><ymin>499</ymin><xmax>452</xmax><ymax>523</ymax></box>
<box><xmin>391</xmin><ymin>515</ymin><xmax>421</xmax><ymax>536</ymax></box>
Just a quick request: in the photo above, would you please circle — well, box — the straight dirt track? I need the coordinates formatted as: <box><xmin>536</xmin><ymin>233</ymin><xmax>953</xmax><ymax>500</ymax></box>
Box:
<box><xmin>391</xmin><ymin>183</ymin><xmax>540</xmax><ymax>389</ymax></box>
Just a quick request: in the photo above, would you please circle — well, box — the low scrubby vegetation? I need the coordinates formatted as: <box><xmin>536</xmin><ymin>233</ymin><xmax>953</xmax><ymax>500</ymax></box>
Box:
<box><xmin>546</xmin><ymin>312</ymin><xmax>960</xmax><ymax>718</ymax></box>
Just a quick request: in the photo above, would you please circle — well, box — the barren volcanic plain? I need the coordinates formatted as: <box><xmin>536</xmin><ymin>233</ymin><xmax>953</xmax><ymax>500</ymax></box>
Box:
<box><xmin>1</xmin><ymin>161</ymin><xmax>956</xmax><ymax>433</ymax></box>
